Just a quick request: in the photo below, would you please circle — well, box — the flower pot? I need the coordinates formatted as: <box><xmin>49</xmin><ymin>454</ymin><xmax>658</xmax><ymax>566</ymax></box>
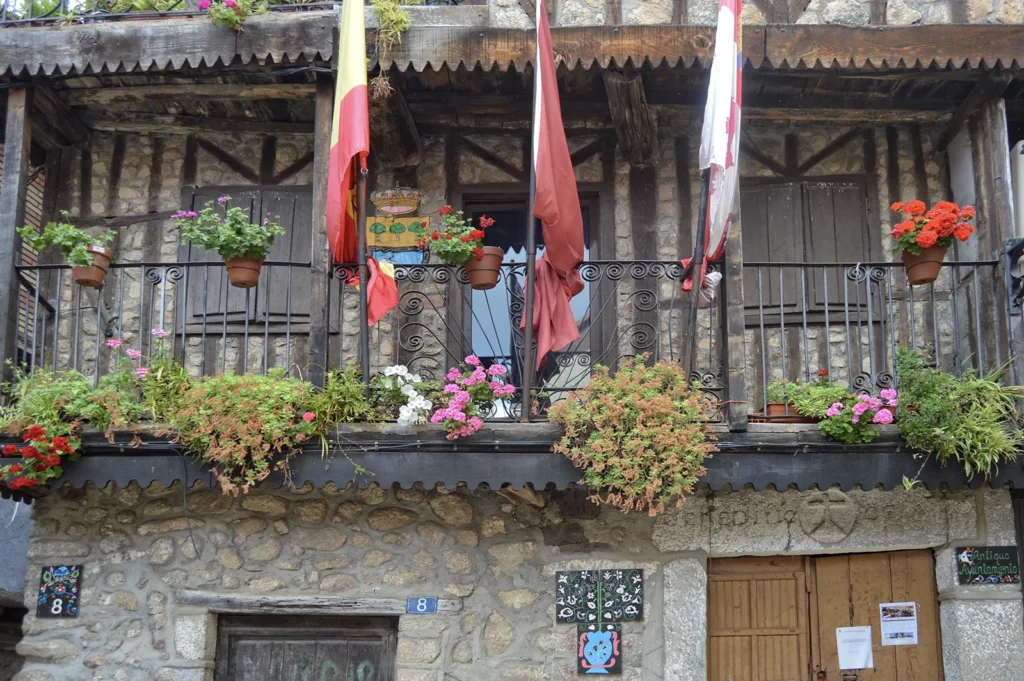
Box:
<box><xmin>224</xmin><ymin>257</ymin><xmax>263</xmax><ymax>288</ymax></box>
<box><xmin>766</xmin><ymin>401</ymin><xmax>819</xmax><ymax>424</ymax></box>
<box><xmin>72</xmin><ymin>246</ymin><xmax>113</xmax><ymax>288</ymax></box>
<box><xmin>465</xmin><ymin>246</ymin><xmax>503</xmax><ymax>291</ymax></box>
<box><xmin>902</xmin><ymin>245</ymin><xmax>947</xmax><ymax>286</ymax></box>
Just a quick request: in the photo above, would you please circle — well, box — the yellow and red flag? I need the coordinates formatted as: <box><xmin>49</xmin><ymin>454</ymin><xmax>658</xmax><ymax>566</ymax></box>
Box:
<box><xmin>326</xmin><ymin>0</ymin><xmax>370</xmax><ymax>265</ymax></box>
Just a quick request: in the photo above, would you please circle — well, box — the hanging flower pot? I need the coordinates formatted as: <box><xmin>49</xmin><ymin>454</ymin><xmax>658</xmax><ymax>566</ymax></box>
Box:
<box><xmin>72</xmin><ymin>245</ymin><xmax>114</xmax><ymax>288</ymax></box>
<box><xmin>901</xmin><ymin>245</ymin><xmax>947</xmax><ymax>286</ymax></box>
<box><xmin>224</xmin><ymin>256</ymin><xmax>263</xmax><ymax>288</ymax></box>
<box><xmin>890</xmin><ymin>200</ymin><xmax>975</xmax><ymax>286</ymax></box>
<box><xmin>465</xmin><ymin>246</ymin><xmax>504</xmax><ymax>291</ymax></box>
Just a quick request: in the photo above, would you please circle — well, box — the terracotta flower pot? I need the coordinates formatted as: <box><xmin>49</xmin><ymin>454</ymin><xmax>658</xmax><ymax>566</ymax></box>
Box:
<box><xmin>224</xmin><ymin>257</ymin><xmax>263</xmax><ymax>289</ymax></box>
<box><xmin>465</xmin><ymin>246</ymin><xmax>504</xmax><ymax>291</ymax></box>
<box><xmin>766</xmin><ymin>402</ymin><xmax>819</xmax><ymax>424</ymax></box>
<box><xmin>902</xmin><ymin>245</ymin><xmax>947</xmax><ymax>286</ymax></box>
<box><xmin>72</xmin><ymin>246</ymin><xmax>114</xmax><ymax>288</ymax></box>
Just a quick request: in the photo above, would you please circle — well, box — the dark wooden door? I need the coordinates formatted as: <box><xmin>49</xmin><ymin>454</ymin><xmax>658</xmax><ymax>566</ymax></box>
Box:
<box><xmin>216</xmin><ymin>616</ymin><xmax>396</xmax><ymax>681</ymax></box>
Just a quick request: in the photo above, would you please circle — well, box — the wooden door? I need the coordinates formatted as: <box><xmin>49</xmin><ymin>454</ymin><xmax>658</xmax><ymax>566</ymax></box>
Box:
<box><xmin>708</xmin><ymin>556</ymin><xmax>812</xmax><ymax>681</ymax></box>
<box><xmin>216</xmin><ymin>615</ymin><xmax>396</xmax><ymax>681</ymax></box>
<box><xmin>812</xmin><ymin>551</ymin><xmax>943</xmax><ymax>681</ymax></box>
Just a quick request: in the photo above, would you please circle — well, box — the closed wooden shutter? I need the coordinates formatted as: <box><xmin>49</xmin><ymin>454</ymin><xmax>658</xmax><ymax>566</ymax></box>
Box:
<box><xmin>803</xmin><ymin>181</ymin><xmax>877</xmax><ymax>310</ymax></box>
<box><xmin>259</xmin><ymin>187</ymin><xmax>313</xmax><ymax>323</ymax></box>
<box><xmin>216</xmin><ymin>616</ymin><xmax>396</xmax><ymax>681</ymax></box>
<box><xmin>741</xmin><ymin>183</ymin><xmax>803</xmax><ymax>311</ymax></box>
<box><xmin>708</xmin><ymin>556</ymin><xmax>811</xmax><ymax>681</ymax></box>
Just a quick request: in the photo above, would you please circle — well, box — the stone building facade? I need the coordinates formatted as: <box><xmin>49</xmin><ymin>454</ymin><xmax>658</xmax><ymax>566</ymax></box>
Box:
<box><xmin>10</xmin><ymin>482</ymin><xmax>1024</xmax><ymax>681</ymax></box>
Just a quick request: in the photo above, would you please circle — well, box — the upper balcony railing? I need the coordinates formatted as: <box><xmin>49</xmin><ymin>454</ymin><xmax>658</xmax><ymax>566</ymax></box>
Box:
<box><xmin>14</xmin><ymin>252</ymin><xmax>1018</xmax><ymax>426</ymax></box>
<box><xmin>0</xmin><ymin>0</ymin><xmax>457</xmax><ymax>27</ymax></box>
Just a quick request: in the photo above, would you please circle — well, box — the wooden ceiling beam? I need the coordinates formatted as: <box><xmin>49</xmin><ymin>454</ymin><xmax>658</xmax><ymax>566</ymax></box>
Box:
<box><xmin>936</xmin><ymin>69</ymin><xmax>1013</xmax><ymax>151</ymax></box>
<box><xmin>77</xmin><ymin>111</ymin><xmax>313</xmax><ymax>136</ymax></box>
<box><xmin>63</xmin><ymin>83</ymin><xmax>317</xmax><ymax>106</ymax></box>
<box><xmin>32</xmin><ymin>87</ymin><xmax>89</xmax><ymax>148</ymax></box>
<box><xmin>602</xmin><ymin>71</ymin><xmax>659</xmax><ymax>168</ymax></box>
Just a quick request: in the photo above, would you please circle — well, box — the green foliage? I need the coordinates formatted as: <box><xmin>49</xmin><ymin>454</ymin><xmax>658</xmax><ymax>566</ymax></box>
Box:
<box><xmin>817</xmin><ymin>398</ymin><xmax>880</xmax><ymax>444</ymax></box>
<box><xmin>169</xmin><ymin>370</ymin><xmax>317</xmax><ymax>494</ymax></box>
<box><xmin>306</xmin><ymin>370</ymin><xmax>374</xmax><ymax>434</ymax></box>
<box><xmin>1</xmin><ymin>367</ymin><xmax>94</xmax><ymax>436</ymax></box>
<box><xmin>172</xmin><ymin>196</ymin><xmax>284</xmax><ymax>261</ymax></box>
<box><xmin>765</xmin><ymin>379</ymin><xmax>791</xmax><ymax>405</ymax></box>
<box><xmin>69</xmin><ymin>369</ymin><xmax>145</xmax><ymax>433</ymax></box>
<box><xmin>205</xmin><ymin>0</ymin><xmax>266</xmax><ymax>31</ymax></box>
<box><xmin>548</xmin><ymin>357</ymin><xmax>716</xmax><ymax>516</ymax></box>
<box><xmin>140</xmin><ymin>355</ymin><xmax>191</xmax><ymax>423</ymax></box>
<box><xmin>18</xmin><ymin>212</ymin><xmax>114</xmax><ymax>269</ymax></box>
<box><xmin>896</xmin><ymin>347</ymin><xmax>1023</xmax><ymax>480</ymax></box>
<box><xmin>787</xmin><ymin>380</ymin><xmax>849</xmax><ymax>419</ymax></box>
<box><xmin>369</xmin><ymin>0</ymin><xmax>414</xmax><ymax>98</ymax></box>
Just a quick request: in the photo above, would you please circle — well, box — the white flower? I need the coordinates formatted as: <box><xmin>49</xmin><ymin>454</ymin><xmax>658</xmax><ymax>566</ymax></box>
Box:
<box><xmin>384</xmin><ymin>366</ymin><xmax>397</xmax><ymax>376</ymax></box>
<box><xmin>410</xmin><ymin>374</ymin><xmax>421</xmax><ymax>383</ymax></box>
<box><xmin>401</xmin><ymin>384</ymin><xmax>417</xmax><ymax>397</ymax></box>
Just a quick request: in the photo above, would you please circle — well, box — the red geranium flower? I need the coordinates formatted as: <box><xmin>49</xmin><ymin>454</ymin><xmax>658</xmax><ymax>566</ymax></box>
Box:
<box><xmin>21</xmin><ymin>446</ymin><xmax>39</xmax><ymax>459</ymax></box>
<box><xmin>431</xmin><ymin>231</ymin><xmax>440</xmax><ymax>241</ymax></box>
<box><xmin>45</xmin><ymin>455</ymin><xmax>61</xmax><ymax>468</ymax></box>
<box><xmin>953</xmin><ymin>224</ymin><xmax>974</xmax><ymax>241</ymax></box>
<box><xmin>916</xmin><ymin>229</ymin><xmax>938</xmax><ymax>248</ymax></box>
<box><xmin>818</xmin><ymin>369</ymin><xmax>829</xmax><ymax>377</ymax></box>
<box><xmin>470</xmin><ymin>230</ymin><xmax>485</xmax><ymax>239</ymax></box>
<box><xmin>2</xmin><ymin>444</ymin><xmax>17</xmax><ymax>456</ymax></box>
<box><xmin>891</xmin><ymin>201</ymin><xmax>905</xmax><ymax>212</ymax></box>
<box><xmin>905</xmin><ymin>200</ymin><xmax>927</xmax><ymax>216</ymax></box>
<box><xmin>51</xmin><ymin>436</ymin><xmax>71</xmax><ymax>454</ymax></box>
<box><xmin>7</xmin><ymin>464</ymin><xmax>22</xmax><ymax>474</ymax></box>
<box><xmin>472</xmin><ymin>247</ymin><xmax>484</xmax><ymax>261</ymax></box>
<box><xmin>959</xmin><ymin>206</ymin><xmax>975</xmax><ymax>220</ymax></box>
<box><xmin>478</xmin><ymin>215</ymin><xmax>496</xmax><ymax>229</ymax></box>
<box><xmin>438</xmin><ymin>206</ymin><xmax>453</xmax><ymax>216</ymax></box>
<box><xmin>8</xmin><ymin>477</ymin><xmax>38</xmax><ymax>489</ymax></box>
<box><xmin>24</xmin><ymin>425</ymin><xmax>46</xmax><ymax>442</ymax></box>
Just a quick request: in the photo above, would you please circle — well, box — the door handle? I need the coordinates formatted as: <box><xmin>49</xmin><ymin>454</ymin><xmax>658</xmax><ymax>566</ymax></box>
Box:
<box><xmin>816</xmin><ymin>671</ymin><xmax>827</xmax><ymax>680</ymax></box>
<box><xmin>842</xmin><ymin>674</ymin><xmax>859</xmax><ymax>681</ymax></box>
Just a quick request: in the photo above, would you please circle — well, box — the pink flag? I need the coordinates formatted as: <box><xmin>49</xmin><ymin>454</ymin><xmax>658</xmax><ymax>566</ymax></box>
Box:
<box><xmin>522</xmin><ymin>0</ymin><xmax>585</xmax><ymax>369</ymax></box>
<box><xmin>684</xmin><ymin>0</ymin><xmax>742</xmax><ymax>291</ymax></box>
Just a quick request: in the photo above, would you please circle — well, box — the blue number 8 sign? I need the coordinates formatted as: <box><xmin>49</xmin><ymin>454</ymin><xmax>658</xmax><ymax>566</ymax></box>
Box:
<box><xmin>406</xmin><ymin>597</ymin><xmax>438</xmax><ymax>614</ymax></box>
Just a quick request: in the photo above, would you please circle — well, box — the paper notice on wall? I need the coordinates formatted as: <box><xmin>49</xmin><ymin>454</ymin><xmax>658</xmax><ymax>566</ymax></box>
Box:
<box><xmin>879</xmin><ymin>602</ymin><xmax>919</xmax><ymax>646</ymax></box>
<box><xmin>836</xmin><ymin>626</ymin><xmax>874</xmax><ymax>670</ymax></box>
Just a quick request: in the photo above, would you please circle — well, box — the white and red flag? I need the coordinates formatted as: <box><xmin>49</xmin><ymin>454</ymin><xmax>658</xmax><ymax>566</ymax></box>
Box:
<box><xmin>685</xmin><ymin>0</ymin><xmax>742</xmax><ymax>292</ymax></box>
<box><xmin>522</xmin><ymin>0</ymin><xmax>586</xmax><ymax>368</ymax></box>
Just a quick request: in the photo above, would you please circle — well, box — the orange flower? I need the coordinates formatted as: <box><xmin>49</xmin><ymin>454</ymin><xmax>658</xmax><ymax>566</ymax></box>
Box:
<box><xmin>891</xmin><ymin>201</ymin><xmax>905</xmax><ymax>212</ymax></box>
<box><xmin>934</xmin><ymin>200</ymin><xmax>960</xmax><ymax>214</ymax></box>
<box><xmin>905</xmin><ymin>200</ymin><xmax>927</xmax><ymax>216</ymax></box>
<box><xmin>959</xmin><ymin>206</ymin><xmax>975</xmax><ymax>220</ymax></box>
<box><xmin>953</xmin><ymin>224</ymin><xmax>974</xmax><ymax>242</ymax></box>
<box><xmin>916</xmin><ymin>229</ymin><xmax>938</xmax><ymax>249</ymax></box>
<box><xmin>894</xmin><ymin>219</ymin><xmax>916</xmax><ymax>237</ymax></box>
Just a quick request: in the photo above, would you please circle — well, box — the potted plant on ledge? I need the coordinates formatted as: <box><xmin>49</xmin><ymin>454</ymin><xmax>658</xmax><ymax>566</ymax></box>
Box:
<box><xmin>18</xmin><ymin>213</ymin><xmax>115</xmax><ymax>289</ymax></box>
<box><xmin>172</xmin><ymin>196</ymin><xmax>285</xmax><ymax>289</ymax></box>
<box><xmin>890</xmin><ymin>200</ymin><xmax>975</xmax><ymax>285</ymax></box>
<box><xmin>421</xmin><ymin>206</ymin><xmax>501</xmax><ymax>290</ymax></box>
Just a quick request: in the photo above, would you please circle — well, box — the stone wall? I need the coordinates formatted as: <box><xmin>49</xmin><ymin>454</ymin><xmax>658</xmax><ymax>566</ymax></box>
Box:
<box><xmin>486</xmin><ymin>0</ymin><xmax>1023</xmax><ymax>25</ymax></box>
<box><xmin>11</xmin><ymin>484</ymin><xmax>1024</xmax><ymax>681</ymax></box>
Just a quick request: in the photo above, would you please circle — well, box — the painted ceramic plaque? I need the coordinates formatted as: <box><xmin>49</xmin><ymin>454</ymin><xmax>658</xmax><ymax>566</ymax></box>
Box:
<box><xmin>556</xmin><ymin>570</ymin><xmax>601</xmax><ymax>623</ymax></box>
<box><xmin>577</xmin><ymin>623</ymin><xmax>622</xmax><ymax>675</ymax></box>
<box><xmin>956</xmin><ymin>546</ymin><xmax>1021</xmax><ymax>584</ymax></box>
<box><xmin>37</xmin><ymin>565</ymin><xmax>81</xmax><ymax>618</ymax></box>
<box><xmin>600</xmin><ymin>569</ymin><xmax>644</xmax><ymax>622</ymax></box>
<box><xmin>365</xmin><ymin>216</ymin><xmax>429</xmax><ymax>251</ymax></box>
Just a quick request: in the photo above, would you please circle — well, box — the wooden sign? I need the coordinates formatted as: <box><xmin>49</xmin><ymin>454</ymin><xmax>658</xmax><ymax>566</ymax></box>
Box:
<box><xmin>365</xmin><ymin>216</ymin><xmax>430</xmax><ymax>251</ymax></box>
<box><xmin>37</xmin><ymin>565</ymin><xmax>81</xmax><ymax>618</ymax></box>
<box><xmin>956</xmin><ymin>546</ymin><xmax>1021</xmax><ymax>585</ymax></box>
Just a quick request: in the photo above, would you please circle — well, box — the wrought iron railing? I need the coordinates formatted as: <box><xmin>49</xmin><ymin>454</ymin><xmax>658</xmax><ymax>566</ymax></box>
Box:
<box><xmin>742</xmin><ymin>259</ymin><xmax>1018</xmax><ymax>417</ymax></box>
<box><xmin>14</xmin><ymin>256</ymin><xmax>1019</xmax><ymax>424</ymax></box>
<box><xmin>0</xmin><ymin>0</ymin><xmax>458</xmax><ymax>26</ymax></box>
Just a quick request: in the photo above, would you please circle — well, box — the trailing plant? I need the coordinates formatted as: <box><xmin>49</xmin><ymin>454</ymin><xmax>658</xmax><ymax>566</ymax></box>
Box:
<box><xmin>896</xmin><ymin>347</ymin><xmax>1022</xmax><ymax>480</ymax></box>
<box><xmin>548</xmin><ymin>356</ymin><xmax>716</xmax><ymax>516</ymax></box>
<box><xmin>168</xmin><ymin>370</ymin><xmax>318</xmax><ymax>494</ymax></box>
<box><xmin>198</xmin><ymin>0</ymin><xmax>267</xmax><ymax>31</ymax></box>
<box><xmin>172</xmin><ymin>196</ymin><xmax>284</xmax><ymax>260</ymax></box>
<box><xmin>889</xmin><ymin>200</ymin><xmax>975</xmax><ymax>256</ymax></box>
<box><xmin>370</xmin><ymin>0</ymin><xmax>414</xmax><ymax>98</ymax></box>
<box><xmin>1</xmin><ymin>366</ymin><xmax>94</xmax><ymax>437</ymax></box>
<box><xmin>430</xmin><ymin>356</ymin><xmax>514</xmax><ymax>439</ymax></box>
<box><xmin>306</xmin><ymin>369</ymin><xmax>375</xmax><ymax>434</ymax></box>
<box><xmin>420</xmin><ymin>206</ymin><xmax>494</xmax><ymax>267</ymax></box>
<box><xmin>17</xmin><ymin>212</ymin><xmax>114</xmax><ymax>268</ymax></box>
<box><xmin>818</xmin><ymin>390</ymin><xmax>897</xmax><ymax>444</ymax></box>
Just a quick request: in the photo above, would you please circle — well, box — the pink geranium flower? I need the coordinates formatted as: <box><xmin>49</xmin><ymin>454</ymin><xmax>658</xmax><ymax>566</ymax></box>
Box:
<box><xmin>151</xmin><ymin>328</ymin><xmax>168</xmax><ymax>338</ymax></box>
<box><xmin>197</xmin><ymin>0</ymin><xmax>210</xmax><ymax>8</ymax></box>
<box><xmin>302</xmin><ymin>412</ymin><xmax>316</xmax><ymax>423</ymax></box>
<box><xmin>105</xmin><ymin>338</ymin><xmax>123</xmax><ymax>349</ymax></box>
<box><xmin>135</xmin><ymin>367</ymin><xmax>149</xmax><ymax>379</ymax></box>
<box><xmin>464</xmin><ymin>355</ymin><xmax>481</xmax><ymax>367</ymax></box>
<box><xmin>125</xmin><ymin>349</ymin><xmax>142</xmax><ymax>360</ymax></box>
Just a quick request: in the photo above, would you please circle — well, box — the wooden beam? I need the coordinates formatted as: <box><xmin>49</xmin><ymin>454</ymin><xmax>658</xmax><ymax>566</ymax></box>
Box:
<box><xmin>368</xmin><ymin>86</ymin><xmax>423</xmax><ymax>169</ymax></box>
<box><xmin>0</xmin><ymin>89</ymin><xmax>32</xmax><ymax>382</ymax></box>
<box><xmin>176</xmin><ymin>590</ymin><xmax>461</xmax><ymax>615</ymax></box>
<box><xmin>460</xmin><ymin>135</ymin><xmax>525</xmax><ymax>182</ymax></box>
<box><xmin>740</xmin><ymin>139</ymin><xmax>787</xmax><ymax>177</ymax></box>
<box><xmin>722</xmin><ymin>192</ymin><xmax>748</xmax><ymax>432</ymax></box>
<box><xmin>78</xmin><ymin>111</ymin><xmax>313</xmax><ymax>136</ymax></box>
<box><xmin>272</xmin><ymin>150</ymin><xmax>314</xmax><ymax>185</ymax></box>
<box><xmin>308</xmin><ymin>76</ymin><xmax>334</xmax><ymax>388</ymax></box>
<box><xmin>910</xmin><ymin>124</ymin><xmax>929</xmax><ymax>201</ymax></box>
<box><xmin>569</xmin><ymin>137</ymin><xmax>604</xmax><ymax>167</ymax></box>
<box><xmin>33</xmin><ymin>87</ymin><xmax>89</xmax><ymax>147</ymax></box>
<box><xmin>936</xmin><ymin>70</ymin><xmax>1013</xmax><ymax>152</ymax></box>
<box><xmin>603</xmin><ymin>71</ymin><xmax>659</xmax><ymax>168</ymax></box>
<box><xmin>195</xmin><ymin>138</ymin><xmax>260</xmax><ymax>184</ymax></box>
<box><xmin>796</xmin><ymin>127</ymin><xmax>863</xmax><ymax>174</ymax></box>
<box><xmin>259</xmin><ymin>136</ymin><xmax>278</xmax><ymax>185</ymax></box>
<box><xmin>64</xmin><ymin>83</ymin><xmax>317</xmax><ymax>107</ymax></box>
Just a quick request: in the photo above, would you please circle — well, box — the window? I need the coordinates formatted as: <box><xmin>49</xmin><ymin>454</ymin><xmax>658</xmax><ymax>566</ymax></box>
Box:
<box><xmin>462</xmin><ymin>199</ymin><xmax>592</xmax><ymax>391</ymax></box>
<box><xmin>180</xmin><ymin>186</ymin><xmax>313</xmax><ymax>330</ymax></box>
<box><xmin>216</xmin><ymin>616</ymin><xmax>396</xmax><ymax>681</ymax></box>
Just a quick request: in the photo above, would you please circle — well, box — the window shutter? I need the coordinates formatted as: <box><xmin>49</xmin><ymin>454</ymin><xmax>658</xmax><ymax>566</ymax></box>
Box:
<box><xmin>258</xmin><ymin>188</ymin><xmax>313</xmax><ymax>323</ymax></box>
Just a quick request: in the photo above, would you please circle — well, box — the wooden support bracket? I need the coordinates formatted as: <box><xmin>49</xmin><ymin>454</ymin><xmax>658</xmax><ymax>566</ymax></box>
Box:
<box><xmin>602</xmin><ymin>71</ymin><xmax>659</xmax><ymax>169</ymax></box>
<box><xmin>369</xmin><ymin>85</ymin><xmax>424</xmax><ymax>170</ymax></box>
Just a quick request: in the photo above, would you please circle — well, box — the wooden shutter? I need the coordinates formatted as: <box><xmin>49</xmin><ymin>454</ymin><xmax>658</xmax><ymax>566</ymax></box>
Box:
<box><xmin>258</xmin><ymin>187</ymin><xmax>313</xmax><ymax>323</ymax></box>
<box><xmin>812</xmin><ymin>551</ymin><xmax>943</xmax><ymax>681</ymax></box>
<box><xmin>741</xmin><ymin>183</ymin><xmax>803</xmax><ymax>311</ymax></box>
<box><xmin>803</xmin><ymin>181</ymin><xmax>876</xmax><ymax>310</ymax></box>
<box><xmin>216</xmin><ymin>615</ymin><xmax>396</xmax><ymax>681</ymax></box>
<box><xmin>708</xmin><ymin>556</ymin><xmax>811</xmax><ymax>681</ymax></box>
<box><xmin>181</xmin><ymin>188</ymin><xmax>262</xmax><ymax>324</ymax></box>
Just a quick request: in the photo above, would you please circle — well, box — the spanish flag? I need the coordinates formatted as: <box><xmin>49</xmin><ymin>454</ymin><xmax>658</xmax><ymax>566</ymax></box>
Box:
<box><xmin>347</xmin><ymin>257</ymin><xmax>399</xmax><ymax>327</ymax></box>
<box><xmin>326</xmin><ymin>0</ymin><xmax>369</xmax><ymax>265</ymax></box>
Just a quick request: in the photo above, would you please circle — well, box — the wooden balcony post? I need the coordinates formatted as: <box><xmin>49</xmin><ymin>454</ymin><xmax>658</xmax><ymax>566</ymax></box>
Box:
<box><xmin>309</xmin><ymin>76</ymin><xmax>333</xmax><ymax>387</ymax></box>
<box><xmin>721</xmin><ymin>191</ymin><xmax>748</xmax><ymax>431</ymax></box>
<box><xmin>0</xmin><ymin>87</ymin><xmax>33</xmax><ymax>381</ymax></box>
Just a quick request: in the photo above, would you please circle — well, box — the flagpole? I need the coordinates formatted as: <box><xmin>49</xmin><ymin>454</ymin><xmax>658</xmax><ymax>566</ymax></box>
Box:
<box><xmin>356</xmin><ymin>164</ymin><xmax>371</xmax><ymax>385</ymax></box>
<box><xmin>681</xmin><ymin>167</ymin><xmax>711</xmax><ymax>380</ymax></box>
<box><xmin>521</xmin><ymin>4</ymin><xmax>544</xmax><ymax>424</ymax></box>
